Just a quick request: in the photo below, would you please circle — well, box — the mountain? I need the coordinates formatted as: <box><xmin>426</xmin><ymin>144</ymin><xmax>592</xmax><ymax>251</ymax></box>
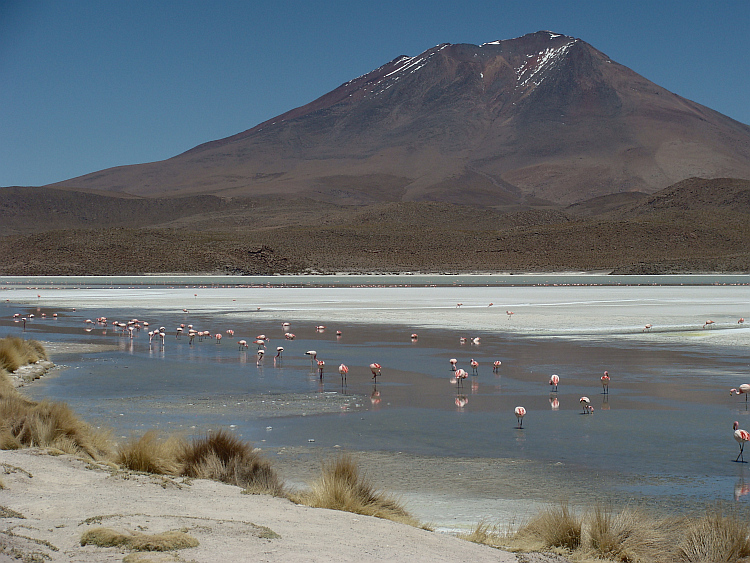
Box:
<box><xmin>48</xmin><ymin>31</ymin><xmax>750</xmax><ymax>206</ymax></box>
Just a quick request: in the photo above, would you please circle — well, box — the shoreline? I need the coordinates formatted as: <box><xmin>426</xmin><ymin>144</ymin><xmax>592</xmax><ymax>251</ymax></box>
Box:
<box><xmin>2</xmin><ymin>447</ymin><xmax>556</xmax><ymax>563</ymax></box>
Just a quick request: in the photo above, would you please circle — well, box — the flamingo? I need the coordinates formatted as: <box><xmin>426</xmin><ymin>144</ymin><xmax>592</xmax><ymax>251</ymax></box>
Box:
<box><xmin>739</xmin><ymin>318</ymin><xmax>745</xmax><ymax>324</ymax></box>
<box><xmin>730</xmin><ymin>384</ymin><xmax>750</xmax><ymax>402</ymax></box>
<box><xmin>455</xmin><ymin>368</ymin><xmax>468</xmax><ymax>387</ymax></box>
<box><xmin>370</xmin><ymin>363</ymin><xmax>381</xmax><ymax>381</ymax></box>
<box><xmin>704</xmin><ymin>319</ymin><xmax>715</xmax><ymax>329</ymax></box>
<box><xmin>470</xmin><ymin>359</ymin><xmax>479</xmax><ymax>375</ymax></box>
<box><xmin>238</xmin><ymin>340</ymin><xmax>248</xmax><ymax>350</ymax></box>
<box><xmin>734</xmin><ymin>421</ymin><xmax>750</xmax><ymax>462</ymax></box>
<box><xmin>317</xmin><ymin>360</ymin><xmax>325</xmax><ymax>379</ymax></box>
<box><xmin>411</xmin><ymin>333</ymin><xmax>418</xmax><ymax>340</ymax></box>
<box><xmin>601</xmin><ymin>371</ymin><xmax>610</xmax><ymax>394</ymax></box>
<box><xmin>549</xmin><ymin>374</ymin><xmax>559</xmax><ymax>392</ymax></box>
<box><xmin>306</xmin><ymin>350</ymin><xmax>317</xmax><ymax>369</ymax></box>
<box><xmin>580</xmin><ymin>396</ymin><xmax>593</xmax><ymax>414</ymax></box>
<box><xmin>339</xmin><ymin>364</ymin><xmax>349</xmax><ymax>385</ymax></box>
<box><xmin>449</xmin><ymin>358</ymin><xmax>458</xmax><ymax>371</ymax></box>
<box><xmin>493</xmin><ymin>361</ymin><xmax>502</xmax><ymax>373</ymax></box>
<box><xmin>215</xmin><ymin>333</ymin><xmax>222</xmax><ymax>344</ymax></box>
<box><xmin>514</xmin><ymin>406</ymin><xmax>526</xmax><ymax>428</ymax></box>
<box><xmin>285</xmin><ymin>333</ymin><xmax>296</xmax><ymax>340</ymax></box>
<box><xmin>256</xmin><ymin>349</ymin><xmax>264</xmax><ymax>365</ymax></box>
<box><xmin>643</xmin><ymin>324</ymin><xmax>652</xmax><ymax>332</ymax></box>
<box><xmin>275</xmin><ymin>346</ymin><xmax>284</xmax><ymax>359</ymax></box>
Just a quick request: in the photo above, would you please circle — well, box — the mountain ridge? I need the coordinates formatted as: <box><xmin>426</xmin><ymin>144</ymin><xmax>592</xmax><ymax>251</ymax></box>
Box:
<box><xmin>45</xmin><ymin>31</ymin><xmax>750</xmax><ymax>205</ymax></box>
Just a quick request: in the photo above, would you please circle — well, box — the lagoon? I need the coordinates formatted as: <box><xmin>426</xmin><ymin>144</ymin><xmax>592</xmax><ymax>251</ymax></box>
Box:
<box><xmin>2</xmin><ymin>275</ymin><xmax>749</xmax><ymax>531</ymax></box>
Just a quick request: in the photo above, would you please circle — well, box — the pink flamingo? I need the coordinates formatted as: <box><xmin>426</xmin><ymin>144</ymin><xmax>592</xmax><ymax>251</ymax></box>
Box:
<box><xmin>493</xmin><ymin>361</ymin><xmax>502</xmax><ymax>373</ymax></box>
<box><xmin>256</xmin><ymin>349</ymin><xmax>264</xmax><ymax>365</ymax></box>
<box><xmin>317</xmin><ymin>360</ymin><xmax>325</xmax><ymax>379</ymax></box>
<box><xmin>455</xmin><ymin>368</ymin><xmax>468</xmax><ymax>387</ymax></box>
<box><xmin>215</xmin><ymin>333</ymin><xmax>222</xmax><ymax>344</ymax></box>
<box><xmin>285</xmin><ymin>333</ymin><xmax>296</xmax><ymax>340</ymax></box>
<box><xmin>730</xmin><ymin>384</ymin><xmax>750</xmax><ymax>402</ymax></box>
<box><xmin>643</xmin><ymin>324</ymin><xmax>652</xmax><ymax>332</ymax></box>
<box><xmin>370</xmin><ymin>363</ymin><xmax>382</xmax><ymax>381</ymax></box>
<box><xmin>238</xmin><ymin>340</ymin><xmax>248</xmax><ymax>350</ymax></box>
<box><xmin>275</xmin><ymin>346</ymin><xmax>284</xmax><ymax>359</ymax></box>
<box><xmin>514</xmin><ymin>406</ymin><xmax>526</xmax><ymax>428</ymax></box>
<box><xmin>470</xmin><ymin>359</ymin><xmax>479</xmax><ymax>375</ymax></box>
<box><xmin>411</xmin><ymin>333</ymin><xmax>418</xmax><ymax>340</ymax></box>
<box><xmin>449</xmin><ymin>358</ymin><xmax>458</xmax><ymax>371</ymax></box>
<box><xmin>507</xmin><ymin>311</ymin><xmax>514</xmax><ymax>319</ymax></box>
<box><xmin>549</xmin><ymin>374</ymin><xmax>560</xmax><ymax>392</ymax></box>
<box><xmin>704</xmin><ymin>319</ymin><xmax>715</xmax><ymax>329</ymax></box>
<box><xmin>339</xmin><ymin>364</ymin><xmax>349</xmax><ymax>385</ymax></box>
<box><xmin>734</xmin><ymin>422</ymin><xmax>750</xmax><ymax>462</ymax></box>
<box><xmin>601</xmin><ymin>371</ymin><xmax>610</xmax><ymax>394</ymax></box>
<box><xmin>739</xmin><ymin>318</ymin><xmax>745</xmax><ymax>324</ymax></box>
<box><xmin>580</xmin><ymin>396</ymin><xmax>593</xmax><ymax>414</ymax></box>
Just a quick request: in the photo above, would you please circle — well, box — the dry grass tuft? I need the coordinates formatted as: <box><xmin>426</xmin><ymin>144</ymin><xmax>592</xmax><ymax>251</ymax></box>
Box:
<box><xmin>293</xmin><ymin>453</ymin><xmax>420</xmax><ymax>527</ymax></box>
<box><xmin>80</xmin><ymin>527</ymin><xmax>198</xmax><ymax>551</ymax></box>
<box><xmin>0</xmin><ymin>336</ymin><xmax>47</xmax><ymax>373</ymax></box>
<box><xmin>115</xmin><ymin>430</ymin><xmax>183</xmax><ymax>475</ymax></box>
<box><xmin>677</xmin><ymin>505</ymin><xmax>750</xmax><ymax>562</ymax></box>
<box><xmin>514</xmin><ymin>501</ymin><xmax>582</xmax><ymax>552</ymax></box>
<box><xmin>0</xmin><ymin>396</ymin><xmax>111</xmax><ymax>459</ymax></box>
<box><xmin>583</xmin><ymin>503</ymin><xmax>675</xmax><ymax>562</ymax></box>
<box><xmin>179</xmin><ymin>429</ymin><xmax>283</xmax><ymax>496</ymax></box>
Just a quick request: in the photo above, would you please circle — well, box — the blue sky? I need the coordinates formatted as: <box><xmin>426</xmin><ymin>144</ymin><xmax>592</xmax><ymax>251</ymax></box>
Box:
<box><xmin>1</xmin><ymin>0</ymin><xmax>748</xmax><ymax>187</ymax></box>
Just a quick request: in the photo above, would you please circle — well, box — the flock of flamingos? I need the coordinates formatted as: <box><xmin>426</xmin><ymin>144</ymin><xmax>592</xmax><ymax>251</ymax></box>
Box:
<box><xmin>10</xmin><ymin>308</ymin><xmax>750</xmax><ymax>462</ymax></box>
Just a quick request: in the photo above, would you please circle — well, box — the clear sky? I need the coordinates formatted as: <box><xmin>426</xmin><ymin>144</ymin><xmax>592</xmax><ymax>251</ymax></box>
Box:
<box><xmin>2</xmin><ymin>0</ymin><xmax>748</xmax><ymax>187</ymax></box>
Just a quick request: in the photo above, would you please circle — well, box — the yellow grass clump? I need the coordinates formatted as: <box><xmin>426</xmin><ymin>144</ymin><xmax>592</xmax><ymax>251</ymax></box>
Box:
<box><xmin>677</xmin><ymin>505</ymin><xmax>750</xmax><ymax>562</ymax></box>
<box><xmin>0</xmin><ymin>338</ymin><xmax>112</xmax><ymax>460</ymax></box>
<box><xmin>80</xmin><ymin>527</ymin><xmax>198</xmax><ymax>551</ymax></box>
<box><xmin>179</xmin><ymin>429</ymin><xmax>284</xmax><ymax>496</ymax></box>
<box><xmin>0</xmin><ymin>336</ymin><xmax>47</xmax><ymax>373</ymax></box>
<box><xmin>465</xmin><ymin>502</ymin><xmax>750</xmax><ymax>563</ymax></box>
<box><xmin>115</xmin><ymin>430</ymin><xmax>183</xmax><ymax>475</ymax></box>
<box><xmin>293</xmin><ymin>453</ymin><xmax>420</xmax><ymax>527</ymax></box>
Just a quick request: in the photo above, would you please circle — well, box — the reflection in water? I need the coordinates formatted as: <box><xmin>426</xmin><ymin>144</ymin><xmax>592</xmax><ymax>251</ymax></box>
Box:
<box><xmin>601</xmin><ymin>395</ymin><xmax>610</xmax><ymax>411</ymax></box>
<box><xmin>370</xmin><ymin>385</ymin><xmax>381</xmax><ymax>408</ymax></box>
<box><xmin>471</xmin><ymin>379</ymin><xmax>479</xmax><ymax>394</ymax></box>
<box><xmin>549</xmin><ymin>396</ymin><xmax>559</xmax><ymax>410</ymax></box>
<box><xmin>455</xmin><ymin>395</ymin><xmax>468</xmax><ymax>409</ymax></box>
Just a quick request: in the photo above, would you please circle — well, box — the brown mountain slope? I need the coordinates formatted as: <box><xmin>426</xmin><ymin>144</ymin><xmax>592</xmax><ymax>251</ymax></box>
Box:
<box><xmin>2</xmin><ymin>178</ymin><xmax>749</xmax><ymax>275</ymax></box>
<box><xmin>47</xmin><ymin>32</ymin><xmax>750</xmax><ymax>206</ymax></box>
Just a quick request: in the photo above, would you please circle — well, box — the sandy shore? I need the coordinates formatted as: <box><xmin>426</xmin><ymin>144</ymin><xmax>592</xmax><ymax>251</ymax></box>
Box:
<box><xmin>0</xmin><ymin>448</ymin><xmax>572</xmax><ymax>563</ymax></box>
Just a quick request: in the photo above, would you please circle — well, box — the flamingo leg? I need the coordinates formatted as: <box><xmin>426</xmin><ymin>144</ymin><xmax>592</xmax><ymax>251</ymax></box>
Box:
<box><xmin>737</xmin><ymin>443</ymin><xmax>746</xmax><ymax>463</ymax></box>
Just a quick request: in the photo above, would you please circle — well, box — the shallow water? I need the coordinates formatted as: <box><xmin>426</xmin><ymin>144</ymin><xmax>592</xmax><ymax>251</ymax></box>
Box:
<box><xmin>2</xmin><ymin>276</ymin><xmax>750</xmax><ymax>529</ymax></box>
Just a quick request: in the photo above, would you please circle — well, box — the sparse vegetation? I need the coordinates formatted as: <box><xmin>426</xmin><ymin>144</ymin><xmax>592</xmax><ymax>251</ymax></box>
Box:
<box><xmin>0</xmin><ymin>336</ymin><xmax>47</xmax><ymax>373</ymax></box>
<box><xmin>464</xmin><ymin>502</ymin><xmax>750</xmax><ymax>563</ymax></box>
<box><xmin>292</xmin><ymin>453</ymin><xmax>420</xmax><ymax>527</ymax></box>
<box><xmin>0</xmin><ymin>338</ymin><xmax>111</xmax><ymax>459</ymax></box>
<box><xmin>80</xmin><ymin>527</ymin><xmax>198</xmax><ymax>551</ymax></box>
<box><xmin>115</xmin><ymin>430</ymin><xmax>183</xmax><ymax>476</ymax></box>
<box><xmin>179</xmin><ymin>429</ymin><xmax>283</xmax><ymax>496</ymax></box>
